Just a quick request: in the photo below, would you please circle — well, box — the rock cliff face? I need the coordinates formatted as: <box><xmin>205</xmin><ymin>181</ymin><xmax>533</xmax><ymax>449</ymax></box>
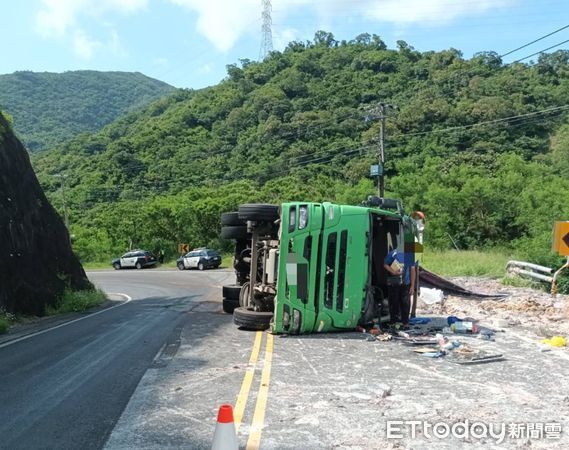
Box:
<box><xmin>0</xmin><ymin>114</ymin><xmax>90</xmax><ymax>315</ymax></box>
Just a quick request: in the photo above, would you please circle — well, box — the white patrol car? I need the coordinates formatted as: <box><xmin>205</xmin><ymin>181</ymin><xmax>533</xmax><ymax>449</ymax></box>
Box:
<box><xmin>176</xmin><ymin>248</ymin><xmax>221</xmax><ymax>271</ymax></box>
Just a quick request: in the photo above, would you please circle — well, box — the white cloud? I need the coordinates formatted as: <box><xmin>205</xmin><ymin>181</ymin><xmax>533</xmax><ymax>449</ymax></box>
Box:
<box><xmin>36</xmin><ymin>0</ymin><xmax>148</xmax><ymax>37</ymax></box>
<box><xmin>152</xmin><ymin>57</ymin><xmax>169</xmax><ymax>67</ymax></box>
<box><xmin>35</xmin><ymin>0</ymin><xmax>519</xmax><ymax>58</ymax></box>
<box><xmin>108</xmin><ymin>29</ymin><xmax>127</xmax><ymax>57</ymax></box>
<box><xmin>170</xmin><ymin>0</ymin><xmax>260</xmax><ymax>52</ymax></box>
<box><xmin>273</xmin><ymin>27</ymin><xmax>302</xmax><ymax>50</ymax></box>
<box><xmin>197</xmin><ymin>63</ymin><xmax>213</xmax><ymax>74</ymax></box>
<box><xmin>36</xmin><ymin>0</ymin><xmax>78</xmax><ymax>37</ymax></box>
<box><xmin>170</xmin><ymin>0</ymin><xmax>516</xmax><ymax>51</ymax></box>
<box><xmin>35</xmin><ymin>0</ymin><xmax>143</xmax><ymax>59</ymax></box>
<box><xmin>363</xmin><ymin>0</ymin><xmax>516</xmax><ymax>25</ymax></box>
<box><xmin>73</xmin><ymin>28</ymin><xmax>101</xmax><ymax>59</ymax></box>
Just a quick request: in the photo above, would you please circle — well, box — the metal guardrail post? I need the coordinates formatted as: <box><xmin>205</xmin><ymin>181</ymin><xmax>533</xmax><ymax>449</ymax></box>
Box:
<box><xmin>551</xmin><ymin>257</ymin><xmax>569</xmax><ymax>297</ymax></box>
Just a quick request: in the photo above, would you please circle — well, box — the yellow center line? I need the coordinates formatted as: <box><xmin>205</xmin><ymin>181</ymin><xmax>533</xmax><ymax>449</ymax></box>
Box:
<box><xmin>234</xmin><ymin>331</ymin><xmax>263</xmax><ymax>432</ymax></box>
<box><xmin>246</xmin><ymin>333</ymin><xmax>274</xmax><ymax>450</ymax></box>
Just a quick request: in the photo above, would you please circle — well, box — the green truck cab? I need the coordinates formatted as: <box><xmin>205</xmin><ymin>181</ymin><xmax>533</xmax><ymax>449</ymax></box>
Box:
<box><xmin>223</xmin><ymin>197</ymin><xmax>423</xmax><ymax>334</ymax></box>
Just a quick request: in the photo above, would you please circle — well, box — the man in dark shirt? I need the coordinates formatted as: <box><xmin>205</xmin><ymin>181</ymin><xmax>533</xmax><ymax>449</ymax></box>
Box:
<box><xmin>384</xmin><ymin>249</ymin><xmax>416</xmax><ymax>325</ymax></box>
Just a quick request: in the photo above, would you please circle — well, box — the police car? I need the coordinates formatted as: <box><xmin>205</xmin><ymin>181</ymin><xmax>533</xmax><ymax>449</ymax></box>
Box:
<box><xmin>176</xmin><ymin>248</ymin><xmax>221</xmax><ymax>271</ymax></box>
<box><xmin>112</xmin><ymin>250</ymin><xmax>158</xmax><ymax>270</ymax></box>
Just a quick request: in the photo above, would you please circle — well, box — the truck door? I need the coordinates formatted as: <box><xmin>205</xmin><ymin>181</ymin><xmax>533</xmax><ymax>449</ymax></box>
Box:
<box><xmin>272</xmin><ymin>203</ymin><xmax>323</xmax><ymax>334</ymax></box>
<box><xmin>315</xmin><ymin>204</ymin><xmax>369</xmax><ymax>331</ymax></box>
<box><xmin>317</xmin><ymin>227</ymin><xmax>355</xmax><ymax>329</ymax></box>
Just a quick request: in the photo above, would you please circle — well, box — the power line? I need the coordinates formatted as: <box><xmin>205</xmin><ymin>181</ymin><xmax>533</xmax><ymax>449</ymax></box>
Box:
<box><xmin>511</xmin><ymin>38</ymin><xmax>569</xmax><ymax>63</ymax></box>
<box><xmin>72</xmin><ymin>107</ymin><xmax>563</xmax><ymax>200</ymax></box>
<box><xmin>500</xmin><ymin>24</ymin><xmax>569</xmax><ymax>57</ymax></box>
<box><xmin>390</xmin><ymin>105</ymin><xmax>569</xmax><ymax>139</ymax></box>
<box><xmin>49</xmin><ymin>103</ymin><xmax>569</xmax><ymax>204</ymax></box>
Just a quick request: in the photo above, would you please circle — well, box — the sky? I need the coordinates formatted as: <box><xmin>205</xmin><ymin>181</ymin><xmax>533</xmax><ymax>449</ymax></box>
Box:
<box><xmin>1</xmin><ymin>0</ymin><xmax>568</xmax><ymax>89</ymax></box>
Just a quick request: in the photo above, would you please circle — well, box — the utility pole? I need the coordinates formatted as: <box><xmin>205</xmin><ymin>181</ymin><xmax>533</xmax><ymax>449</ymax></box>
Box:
<box><xmin>259</xmin><ymin>0</ymin><xmax>273</xmax><ymax>60</ymax></box>
<box><xmin>55</xmin><ymin>173</ymin><xmax>69</xmax><ymax>231</ymax></box>
<box><xmin>366</xmin><ymin>102</ymin><xmax>397</xmax><ymax>197</ymax></box>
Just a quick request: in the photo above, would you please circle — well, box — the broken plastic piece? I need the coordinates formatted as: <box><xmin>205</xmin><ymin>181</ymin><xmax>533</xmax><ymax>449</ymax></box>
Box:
<box><xmin>541</xmin><ymin>336</ymin><xmax>567</xmax><ymax>347</ymax></box>
<box><xmin>419</xmin><ymin>287</ymin><xmax>444</xmax><ymax>304</ymax></box>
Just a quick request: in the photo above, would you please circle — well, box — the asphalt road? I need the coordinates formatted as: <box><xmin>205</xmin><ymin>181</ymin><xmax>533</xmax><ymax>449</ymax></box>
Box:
<box><xmin>2</xmin><ymin>269</ymin><xmax>568</xmax><ymax>449</ymax></box>
<box><xmin>0</xmin><ymin>268</ymin><xmax>232</xmax><ymax>450</ymax></box>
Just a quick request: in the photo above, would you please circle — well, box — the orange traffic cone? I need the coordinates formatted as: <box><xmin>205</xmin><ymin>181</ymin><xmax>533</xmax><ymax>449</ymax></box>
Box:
<box><xmin>212</xmin><ymin>404</ymin><xmax>239</xmax><ymax>450</ymax></box>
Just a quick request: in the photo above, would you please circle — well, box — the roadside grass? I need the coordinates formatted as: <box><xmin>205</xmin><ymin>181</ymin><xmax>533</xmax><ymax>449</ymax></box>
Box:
<box><xmin>82</xmin><ymin>261</ymin><xmax>113</xmax><ymax>270</ymax></box>
<box><xmin>500</xmin><ymin>275</ymin><xmax>540</xmax><ymax>288</ymax></box>
<box><xmin>0</xmin><ymin>310</ymin><xmax>17</xmax><ymax>334</ymax></box>
<box><xmin>46</xmin><ymin>288</ymin><xmax>107</xmax><ymax>315</ymax></box>
<box><xmin>418</xmin><ymin>249</ymin><xmax>513</xmax><ymax>278</ymax></box>
<box><xmin>0</xmin><ymin>315</ymin><xmax>12</xmax><ymax>334</ymax></box>
<box><xmin>221</xmin><ymin>254</ymin><xmax>233</xmax><ymax>269</ymax></box>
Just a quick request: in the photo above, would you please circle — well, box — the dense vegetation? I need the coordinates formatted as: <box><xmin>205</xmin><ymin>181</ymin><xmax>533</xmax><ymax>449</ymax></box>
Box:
<box><xmin>0</xmin><ymin>71</ymin><xmax>174</xmax><ymax>151</ymax></box>
<box><xmin>32</xmin><ymin>32</ymin><xmax>569</xmax><ymax>274</ymax></box>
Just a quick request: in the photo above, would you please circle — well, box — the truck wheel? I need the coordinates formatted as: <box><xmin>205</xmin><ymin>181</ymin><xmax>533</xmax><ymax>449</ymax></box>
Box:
<box><xmin>222</xmin><ymin>298</ymin><xmax>239</xmax><ymax>314</ymax></box>
<box><xmin>221</xmin><ymin>212</ymin><xmax>244</xmax><ymax>226</ymax></box>
<box><xmin>239</xmin><ymin>282</ymin><xmax>251</xmax><ymax>307</ymax></box>
<box><xmin>238</xmin><ymin>204</ymin><xmax>279</xmax><ymax>222</ymax></box>
<box><xmin>222</xmin><ymin>284</ymin><xmax>242</xmax><ymax>301</ymax></box>
<box><xmin>221</xmin><ymin>225</ymin><xmax>248</xmax><ymax>240</ymax></box>
<box><xmin>233</xmin><ymin>307</ymin><xmax>273</xmax><ymax>330</ymax></box>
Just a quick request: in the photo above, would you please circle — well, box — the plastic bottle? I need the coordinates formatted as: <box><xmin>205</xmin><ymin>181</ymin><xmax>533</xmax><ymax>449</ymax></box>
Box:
<box><xmin>450</xmin><ymin>321</ymin><xmax>478</xmax><ymax>334</ymax></box>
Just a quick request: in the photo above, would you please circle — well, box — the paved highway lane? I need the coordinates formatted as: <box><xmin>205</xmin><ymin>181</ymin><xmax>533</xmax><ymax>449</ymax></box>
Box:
<box><xmin>4</xmin><ymin>269</ymin><xmax>569</xmax><ymax>449</ymax></box>
<box><xmin>0</xmin><ymin>269</ymin><xmax>232</xmax><ymax>450</ymax></box>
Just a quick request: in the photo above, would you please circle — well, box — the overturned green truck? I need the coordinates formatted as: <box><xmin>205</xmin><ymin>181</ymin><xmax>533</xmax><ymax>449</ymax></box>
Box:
<box><xmin>220</xmin><ymin>198</ymin><xmax>424</xmax><ymax>334</ymax></box>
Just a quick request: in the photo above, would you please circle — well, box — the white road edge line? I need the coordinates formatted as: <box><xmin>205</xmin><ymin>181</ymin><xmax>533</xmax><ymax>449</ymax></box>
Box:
<box><xmin>0</xmin><ymin>293</ymin><xmax>132</xmax><ymax>349</ymax></box>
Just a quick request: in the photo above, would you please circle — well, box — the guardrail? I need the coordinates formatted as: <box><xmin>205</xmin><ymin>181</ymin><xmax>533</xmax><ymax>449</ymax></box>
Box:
<box><xmin>505</xmin><ymin>260</ymin><xmax>554</xmax><ymax>283</ymax></box>
<box><xmin>506</xmin><ymin>259</ymin><xmax>569</xmax><ymax>296</ymax></box>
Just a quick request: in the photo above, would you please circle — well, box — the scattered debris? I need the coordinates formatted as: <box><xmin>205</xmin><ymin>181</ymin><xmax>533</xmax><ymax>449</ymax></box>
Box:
<box><xmin>450</xmin><ymin>354</ymin><xmax>506</xmax><ymax>365</ymax></box>
<box><xmin>492</xmin><ymin>318</ymin><xmax>510</xmax><ymax>329</ymax></box>
<box><xmin>419</xmin><ymin>287</ymin><xmax>444</xmax><ymax>305</ymax></box>
<box><xmin>425</xmin><ymin>276</ymin><xmax>569</xmax><ymax>337</ymax></box>
<box><xmin>541</xmin><ymin>336</ymin><xmax>567</xmax><ymax>347</ymax></box>
<box><xmin>362</xmin><ymin>314</ymin><xmax>506</xmax><ymax>365</ymax></box>
<box><xmin>448</xmin><ymin>321</ymin><xmax>477</xmax><ymax>334</ymax></box>
<box><xmin>376</xmin><ymin>332</ymin><xmax>392</xmax><ymax>341</ymax></box>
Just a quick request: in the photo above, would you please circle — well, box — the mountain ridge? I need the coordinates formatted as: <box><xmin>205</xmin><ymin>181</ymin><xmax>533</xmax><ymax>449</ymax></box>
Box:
<box><xmin>0</xmin><ymin>70</ymin><xmax>175</xmax><ymax>151</ymax></box>
<box><xmin>30</xmin><ymin>33</ymin><xmax>569</xmax><ymax>269</ymax></box>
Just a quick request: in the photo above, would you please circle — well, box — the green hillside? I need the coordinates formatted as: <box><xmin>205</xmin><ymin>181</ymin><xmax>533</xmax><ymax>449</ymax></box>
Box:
<box><xmin>0</xmin><ymin>70</ymin><xmax>175</xmax><ymax>152</ymax></box>
<box><xmin>32</xmin><ymin>33</ymin><xmax>569</xmax><ymax>271</ymax></box>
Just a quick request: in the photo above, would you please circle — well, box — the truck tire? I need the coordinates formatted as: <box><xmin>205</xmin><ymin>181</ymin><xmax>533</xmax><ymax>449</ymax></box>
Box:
<box><xmin>239</xmin><ymin>282</ymin><xmax>251</xmax><ymax>307</ymax></box>
<box><xmin>238</xmin><ymin>204</ymin><xmax>279</xmax><ymax>222</ymax></box>
<box><xmin>223</xmin><ymin>298</ymin><xmax>239</xmax><ymax>314</ymax></box>
<box><xmin>222</xmin><ymin>284</ymin><xmax>242</xmax><ymax>301</ymax></box>
<box><xmin>221</xmin><ymin>212</ymin><xmax>244</xmax><ymax>226</ymax></box>
<box><xmin>221</xmin><ymin>225</ymin><xmax>248</xmax><ymax>240</ymax></box>
<box><xmin>233</xmin><ymin>307</ymin><xmax>273</xmax><ymax>330</ymax></box>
